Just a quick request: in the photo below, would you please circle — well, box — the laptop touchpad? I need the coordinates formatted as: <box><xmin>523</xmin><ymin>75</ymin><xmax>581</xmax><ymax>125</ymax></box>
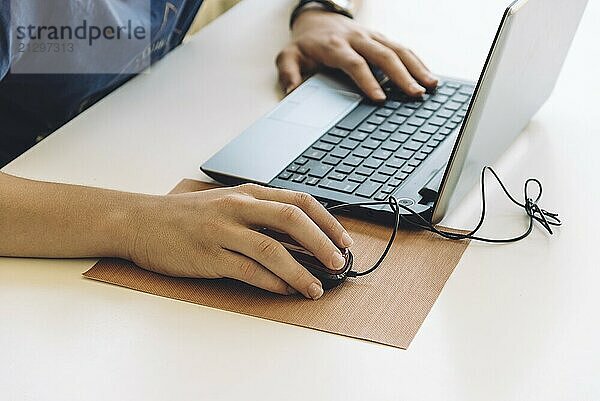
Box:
<box><xmin>268</xmin><ymin>84</ymin><xmax>361</xmax><ymax>128</ymax></box>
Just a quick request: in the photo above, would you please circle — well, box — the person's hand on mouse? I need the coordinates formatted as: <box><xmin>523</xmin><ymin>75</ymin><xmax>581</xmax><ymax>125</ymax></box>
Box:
<box><xmin>276</xmin><ymin>7</ymin><xmax>438</xmax><ymax>100</ymax></box>
<box><xmin>126</xmin><ymin>184</ymin><xmax>353</xmax><ymax>300</ymax></box>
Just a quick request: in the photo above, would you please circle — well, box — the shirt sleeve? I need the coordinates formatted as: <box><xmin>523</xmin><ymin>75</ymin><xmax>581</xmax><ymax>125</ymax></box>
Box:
<box><xmin>0</xmin><ymin>6</ymin><xmax>10</xmax><ymax>82</ymax></box>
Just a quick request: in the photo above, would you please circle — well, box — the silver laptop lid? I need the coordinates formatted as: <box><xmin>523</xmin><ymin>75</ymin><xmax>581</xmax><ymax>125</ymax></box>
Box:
<box><xmin>431</xmin><ymin>0</ymin><xmax>588</xmax><ymax>223</ymax></box>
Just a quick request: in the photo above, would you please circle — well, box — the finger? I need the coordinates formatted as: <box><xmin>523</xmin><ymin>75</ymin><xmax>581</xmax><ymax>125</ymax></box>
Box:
<box><xmin>237</xmin><ymin>184</ymin><xmax>353</xmax><ymax>249</ymax></box>
<box><xmin>351</xmin><ymin>38</ymin><xmax>426</xmax><ymax>97</ymax></box>
<box><xmin>219</xmin><ymin>249</ymin><xmax>295</xmax><ymax>296</ymax></box>
<box><xmin>371</xmin><ymin>33</ymin><xmax>439</xmax><ymax>89</ymax></box>
<box><xmin>226</xmin><ymin>230</ymin><xmax>324</xmax><ymax>300</ymax></box>
<box><xmin>325</xmin><ymin>44</ymin><xmax>386</xmax><ymax>101</ymax></box>
<box><xmin>276</xmin><ymin>47</ymin><xmax>303</xmax><ymax>95</ymax></box>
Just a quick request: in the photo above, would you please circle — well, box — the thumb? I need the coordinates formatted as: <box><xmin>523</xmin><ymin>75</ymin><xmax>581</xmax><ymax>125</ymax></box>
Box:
<box><xmin>276</xmin><ymin>48</ymin><xmax>303</xmax><ymax>95</ymax></box>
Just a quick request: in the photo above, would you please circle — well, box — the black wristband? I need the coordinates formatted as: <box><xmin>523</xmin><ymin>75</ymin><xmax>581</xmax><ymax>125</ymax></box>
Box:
<box><xmin>290</xmin><ymin>0</ymin><xmax>354</xmax><ymax>30</ymax></box>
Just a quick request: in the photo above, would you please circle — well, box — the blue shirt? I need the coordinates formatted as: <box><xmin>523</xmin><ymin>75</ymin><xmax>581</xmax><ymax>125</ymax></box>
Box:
<box><xmin>0</xmin><ymin>0</ymin><xmax>204</xmax><ymax>165</ymax></box>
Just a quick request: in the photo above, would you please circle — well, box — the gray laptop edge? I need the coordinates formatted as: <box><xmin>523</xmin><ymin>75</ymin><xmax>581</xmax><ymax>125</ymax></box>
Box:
<box><xmin>202</xmin><ymin>0</ymin><xmax>587</xmax><ymax>224</ymax></box>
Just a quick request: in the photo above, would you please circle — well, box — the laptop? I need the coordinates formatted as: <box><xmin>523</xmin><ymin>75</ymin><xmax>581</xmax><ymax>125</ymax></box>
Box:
<box><xmin>202</xmin><ymin>0</ymin><xmax>587</xmax><ymax>224</ymax></box>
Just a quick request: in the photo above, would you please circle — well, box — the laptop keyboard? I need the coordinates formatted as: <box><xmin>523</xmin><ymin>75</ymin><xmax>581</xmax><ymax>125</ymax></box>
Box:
<box><xmin>274</xmin><ymin>80</ymin><xmax>474</xmax><ymax>201</ymax></box>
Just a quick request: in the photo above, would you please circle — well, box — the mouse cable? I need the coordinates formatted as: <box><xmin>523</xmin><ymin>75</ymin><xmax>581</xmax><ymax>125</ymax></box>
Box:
<box><xmin>326</xmin><ymin>166</ymin><xmax>562</xmax><ymax>278</ymax></box>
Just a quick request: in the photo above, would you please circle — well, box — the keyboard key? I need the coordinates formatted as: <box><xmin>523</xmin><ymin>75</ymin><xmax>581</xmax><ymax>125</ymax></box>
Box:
<box><xmin>459</xmin><ymin>85</ymin><xmax>474</xmax><ymax>96</ymax></box>
<box><xmin>389</xmin><ymin>178</ymin><xmax>403</xmax><ymax>187</ymax></box>
<box><xmin>384</xmin><ymin>100</ymin><xmax>402</xmax><ymax>109</ymax></box>
<box><xmin>329</xmin><ymin>172</ymin><xmax>347</xmax><ymax>181</ymax></box>
<box><xmin>398</xmin><ymin>124</ymin><xmax>418</xmax><ymax>135</ymax></box>
<box><xmin>415</xmin><ymin>152</ymin><xmax>429</xmax><ymax>161</ymax></box>
<box><xmin>321</xmin><ymin>134</ymin><xmax>342</xmax><ymax>145</ymax></box>
<box><xmin>348</xmin><ymin>174</ymin><xmax>367</xmax><ymax>183</ymax></box>
<box><xmin>337</xmin><ymin>104</ymin><xmax>377</xmax><ymax>130</ymax></box>
<box><xmin>343</xmin><ymin>155</ymin><xmax>364</xmax><ymax>167</ymax></box>
<box><xmin>447</xmin><ymin>122</ymin><xmax>459</xmax><ymax>129</ymax></box>
<box><xmin>358</xmin><ymin>123</ymin><xmax>378</xmax><ymax>133</ymax></box>
<box><xmin>356</xmin><ymin>181</ymin><xmax>382</xmax><ymax>198</ymax></box>
<box><xmin>452</xmin><ymin>116</ymin><xmax>464</xmax><ymax>124</ymax></box>
<box><xmin>390</xmin><ymin>133</ymin><xmax>410</xmax><ymax>143</ymax></box>
<box><xmin>363</xmin><ymin>157</ymin><xmax>383</xmax><ymax>169</ymax></box>
<box><xmin>375</xmin><ymin>108</ymin><xmax>394</xmax><ymax>117</ymax></box>
<box><xmin>385</xmin><ymin>158</ymin><xmax>405</xmax><ymax>169</ymax></box>
<box><xmin>287</xmin><ymin>165</ymin><xmax>299</xmax><ymax>172</ymax></box>
<box><xmin>362</xmin><ymin>139</ymin><xmax>381</xmax><ymax>149</ymax></box>
<box><xmin>378</xmin><ymin>166</ymin><xmax>397</xmax><ymax>176</ymax></box>
<box><xmin>433</xmin><ymin>133</ymin><xmax>446</xmax><ymax>141</ymax></box>
<box><xmin>445</xmin><ymin>101</ymin><xmax>462</xmax><ymax>111</ymax></box>
<box><xmin>340</xmin><ymin>139</ymin><xmax>360</xmax><ymax>150</ymax></box>
<box><xmin>396</xmin><ymin>107</ymin><xmax>415</xmax><ymax>117</ymax></box>
<box><xmin>306</xmin><ymin>177</ymin><xmax>319</xmax><ymax>186</ymax></box>
<box><xmin>329</xmin><ymin>127</ymin><xmax>350</xmax><ymax>138</ymax></box>
<box><xmin>304</xmin><ymin>149</ymin><xmax>326</xmax><ymax>160</ymax></box>
<box><xmin>353</xmin><ymin>147</ymin><xmax>373</xmax><ymax>158</ymax></box>
<box><xmin>452</xmin><ymin>94</ymin><xmax>470</xmax><ymax>103</ymax></box>
<box><xmin>279</xmin><ymin>172</ymin><xmax>292</xmax><ymax>180</ymax></box>
<box><xmin>371</xmin><ymin>130</ymin><xmax>390</xmax><ymax>141</ymax></box>
<box><xmin>436</xmin><ymin>109</ymin><xmax>454</xmax><ymax>119</ymax></box>
<box><xmin>388</xmin><ymin>115</ymin><xmax>407</xmax><ymax>125</ymax></box>
<box><xmin>335</xmin><ymin>164</ymin><xmax>354</xmax><ymax>174</ymax></box>
<box><xmin>413</xmin><ymin>132</ymin><xmax>431</xmax><ymax>143</ymax></box>
<box><xmin>371</xmin><ymin>173</ymin><xmax>390</xmax><ymax>183</ymax></box>
<box><xmin>408</xmin><ymin>159</ymin><xmax>422</xmax><ymax>167</ymax></box>
<box><xmin>395</xmin><ymin>148</ymin><xmax>415</xmax><ymax>159</ymax></box>
<box><xmin>319</xmin><ymin>179</ymin><xmax>359</xmax><ymax>194</ymax></box>
<box><xmin>402</xmin><ymin>165</ymin><xmax>416</xmax><ymax>174</ymax></box>
<box><xmin>420</xmin><ymin>124</ymin><xmax>439</xmax><ymax>135</ymax></box>
<box><xmin>431</xmin><ymin>94</ymin><xmax>449</xmax><ymax>103</ymax></box>
<box><xmin>313</xmin><ymin>142</ymin><xmax>334</xmax><ymax>152</ymax></box>
<box><xmin>381</xmin><ymin>185</ymin><xmax>396</xmax><ymax>194</ymax></box>
<box><xmin>331</xmin><ymin>147</ymin><xmax>350</xmax><ymax>159</ymax></box>
<box><xmin>415</xmin><ymin>109</ymin><xmax>434</xmax><ymax>119</ymax></box>
<box><xmin>374</xmin><ymin>192</ymin><xmax>388</xmax><ymax>201</ymax></box>
<box><xmin>397</xmin><ymin>172</ymin><xmax>410</xmax><ymax>181</ymax></box>
<box><xmin>349</xmin><ymin>131</ymin><xmax>369</xmax><ymax>142</ymax></box>
<box><xmin>322</xmin><ymin>155</ymin><xmax>342</xmax><ymax>165</ymax></box>
<box><xmin>373</xmin><ymin>149</ymin><xmax>392</xmax><ymax>160</ymax></box>
<box><xmin>423</xmin><ymin>101</ymin><xmax>441</xmax><ymax>111</ymax></box>
<box><xmin>355</xmin><ymin>166</ymin><xmax>375</xmax><ymax>176</ymax></box>
<box><xmin>381</xmin><ymin>140</ymin><xmax>401</xmax><ymax>151</ymax></box>
<box><xmin>403</xmin><ymin>102</ymin><xmax>421</xmax><ymax>109</ymax></box>
<box><xmin>403</xmin><ymin>140</ymin><xmax>423</xmax><ymax>151</ymax></box>
<box><xmin>297</xmin><ymin>166</ymin><xmax>310</xmax><ymax>174</ymax></box>
<box><xmin>407</xmin><ymin>116</ymin><xmax>427</xmax><ymax>127</ymax></box>
<box><xmin>438</xmin><ymin>87</ymin><xmax>456</xmax><ymax>96</ymax></box>
<box><xmin>380</xmin><ymin>122</ymin><xmax>399</xmax><ymax>133</ymax></box>
<box><xmin>292</xmin><ymin>174</ymin><xmax>306</xmax><ymax>183</ymax></box>
<box><xmin>429</xmin><ymin>117</ymin><xmax>447</xmax><ymax>126</ymax></box>
<box><xmin>295</xmin><ymin>157</ymin><xmax>309</xmax><ymax>165</ymax></box>
<box><xmin>367</xmin><ymin>115</ymin><xmax>386</xmax><ymax>125</ymax></box>
<box><xmin>439</xmin><ymin>127</ymin><xmax>453</xmax><ymax>136</ymax></box>
<box><xmin>445</xmin><ymin>82</ymin><xmax>460</xmax><ymax>89</ymax></box>
<box><xmin>421</xmin><ymin>146</ymin><xmax>435</xmax><ymax>155</ymax></box>
<box><xmin>307</xmin><ymin>163</ymin><xmax>332</xmax><ymax>178</ymax></box>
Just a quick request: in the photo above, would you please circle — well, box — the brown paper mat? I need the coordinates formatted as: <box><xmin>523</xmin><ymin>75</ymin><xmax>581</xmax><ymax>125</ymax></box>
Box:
<box><xmin>84</xmin><ymin>179</ymin><xmax>469</xmax><ymax>348</ymax></box>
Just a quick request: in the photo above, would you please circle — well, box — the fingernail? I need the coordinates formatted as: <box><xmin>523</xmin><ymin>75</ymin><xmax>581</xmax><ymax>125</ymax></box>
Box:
<box><xmin>341</xmin><ymin>231</ymin><xmax>354</xmax><ymax>248</ymax></box>
<box><xmin>285</xmin><ymin>86</ymin><xmax>294</xmax><ymax>95</ymax></box>
<box><xmin>410</xmin><ymin>82</ymin><xmax>426</xmax><ymax>95</ymax></box>
<box><xmin>286</xmin><ymin>286</ymin><xmax>298</xmax><ymax>295</ymax></box>
<box><xmin>374</xmin><ymin>88</ymin><xmax>386</xmax><ymax>100</ymax></box>
<box><xmin>308</xmin><ymin>282</ymin><xmax>324</xmax><ymax>300</ymax></box>
<box><xmin>332</xmin><ymin>251</ymin><xmax>346</xmax><ymax>270</ymax></box>
<box><xmin>428</xmin><ymin>73</ymin><xmax>439</xmax><ymax>83</ymax></box>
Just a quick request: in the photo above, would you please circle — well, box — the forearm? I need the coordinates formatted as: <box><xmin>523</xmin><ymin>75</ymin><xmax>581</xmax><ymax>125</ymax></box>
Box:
<box><xmin>0</xmin><ymin>171</ymin><xmax>152</xmax><ymax>259</ymax></box>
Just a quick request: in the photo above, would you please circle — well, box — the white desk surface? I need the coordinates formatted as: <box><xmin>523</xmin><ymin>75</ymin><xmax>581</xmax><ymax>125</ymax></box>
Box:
<box><xmin>2</xmin><ymin>0</ymin><xmax>599</xmax><ymax>399</ymax></box>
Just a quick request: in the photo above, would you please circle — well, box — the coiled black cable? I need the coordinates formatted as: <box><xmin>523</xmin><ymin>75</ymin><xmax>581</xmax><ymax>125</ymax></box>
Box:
<box><xmin>326</xmin><ymin>166</ymin><xmax>561</xmax><ymax>277</ymax></box>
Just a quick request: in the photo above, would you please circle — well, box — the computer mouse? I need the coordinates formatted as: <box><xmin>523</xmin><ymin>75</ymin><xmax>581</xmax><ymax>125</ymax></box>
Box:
<box><xmin>260</xmin><ymin>228</ymin><xmax>353</xmax><ymax>290</ymax></box>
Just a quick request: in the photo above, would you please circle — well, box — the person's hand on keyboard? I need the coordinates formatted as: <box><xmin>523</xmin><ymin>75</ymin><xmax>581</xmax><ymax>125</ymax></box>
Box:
<box><xmin>127</xmin><ymin>184</ymin><xmax>353</xmax><ymax>300</ymax></box>
<box><xmin>277</xmin><ymin>7</ymin><xmax>439</xmax><ymax>101</ymax></box>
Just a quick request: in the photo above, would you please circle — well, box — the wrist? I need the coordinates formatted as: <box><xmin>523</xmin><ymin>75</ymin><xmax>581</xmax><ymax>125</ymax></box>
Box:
<box><xmin>104</xmin><ymin>192</ymin><xmax>162</xmax><ymax>261</ymax></box>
